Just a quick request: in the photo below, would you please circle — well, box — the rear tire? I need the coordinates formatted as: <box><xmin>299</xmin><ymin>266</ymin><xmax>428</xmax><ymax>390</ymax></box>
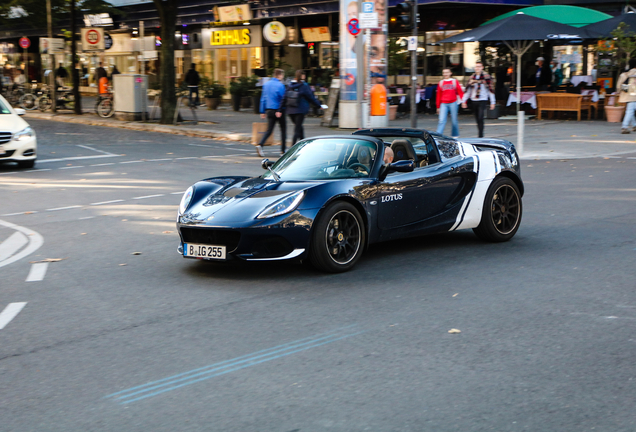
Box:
<box><xmin>97</xmin><ymin>98</ymin><xmax>114</xmax><ymax>118</ymax></box>
<box><xmin>473</xmin><ymin>177</ymin><xmax>522</xmax><ymax>242</ymax></box>
<box><xmin>19</xmin><ymin>93</ymin><xmax>37</xmax><ymax>110</ymax></box>
<box><xmin>309</xmin><ymin>201</ymin><xmax>365</xmax><ymax>273</ymax></box>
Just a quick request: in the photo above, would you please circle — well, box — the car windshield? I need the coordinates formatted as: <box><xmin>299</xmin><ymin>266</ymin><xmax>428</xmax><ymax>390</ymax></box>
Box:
<box><xmin>0</xmin><ymin>98</ymin><xmax>11</xmax><ymax>115</ymax></box>
<box><xmin>263</xmin><ymin>138</ymin><xmax>378</xmax><ymax>181</ymax></box>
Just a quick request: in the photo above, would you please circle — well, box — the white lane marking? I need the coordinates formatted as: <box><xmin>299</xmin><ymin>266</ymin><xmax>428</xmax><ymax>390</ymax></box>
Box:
<box><xmin>90</xmin><ymin>163</ymin><xmax>116</xmax><ymax>167</ymax></box>
<box><xmin>38</xmin><ymin>154</ymin><xmax>121</xmax><ymax>163</ymax></box>
<box><xmin>46</xmin><ymin>205</ymin><xmax>82</xmax><ymax>211</ymax></box>
<box><xmin>146</xmin><ymin>158</ymin><xmax>171</xmax><ymax>162</ymax></box>
<box><xmin>0</xmin><ymin>211</ymin><xmax>38</xmax><ymax>217</ymax></box>
<box><xmin>0</xmin><ymin>302</ymin><xmax>27</xmax><ymax>330</ymax></box>
<box><xmin>120</xmin><ymin>160</ymin><xmax>143</xmax><ymax>164</ymax></box>
<box><xmin>188</xmin><ymin>144</ymin><xmax>213</xmax><ymax>148</ymax></box>
<box><xmin>627</xmin><ymin>157</ymin><xmax>636</xmax><ymax>160</ymax></box>
<box><xmin>79</xmin><ymin>216</ymin><xmax>95</xmax><ymax>220</ymax></box>
<box><xmin>58</xmin><ymin>166</ymin><xmax>84</xmax><ymax>170</ymax></box>
<box><xmin>170</xmin><ymin>191</ymin><xmax>186</xmax><ymax>195</ymax></box>
<box><xmin>0</xmin><ymin>171</ymin><xmax>18</xmax><ymax>176</ymax></box>
<box><xmin>0</xmin><ymin>219</ymin><xmax>43</xmax><ymax>269</ymax></box>
<box><xmin>77</xmin><ymin>144</ymin><xmax>118</xmax><ymax>156</ymax></box>
<box><xmin>24</xmin><ymin>169</ymin><xmax>52</xmax><ymax>172</ymax></box>
<box><xmin>132</xmin><ymin>194</ymin><xmax>164</xmax><ymax>200</ymax></box>
<box><xmin>26</xmin><ymin>262</ymin><xmax>48</xmax><ymax>282</ymax></box>
<box><xmin>0</xmin><ymin>232</ymin><xmax>28</xmax><ymax>262</ymax></box>
<box><xmin>91</xmin><ymin>199</ymin><xmax>125</xmax><ymax>206</ymax></box>
<box><xmin>175</xmin><ymin>157</ymin><xmax>198</xmax><ymax>160</ymax></box>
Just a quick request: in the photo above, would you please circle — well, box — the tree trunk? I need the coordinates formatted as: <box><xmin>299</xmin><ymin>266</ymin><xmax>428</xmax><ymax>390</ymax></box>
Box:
<box><xmin>153</xmin><ymin>0</ymin><xmax>178</xmax><ymax>124</ymax></box>
<box><xmin>71</xmin><ymin>0</ymin><xmax>82</xmax><ymax>115</ymax></box>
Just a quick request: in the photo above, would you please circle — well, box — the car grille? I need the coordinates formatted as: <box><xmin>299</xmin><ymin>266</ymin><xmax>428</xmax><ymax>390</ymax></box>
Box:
<box><xmin>0</xmin><ymin>150</ymin><xmax>16</xmax><ymax>159</ymax></box>
<box><xmin>180</xmin><ymin>227</ymin><xmax>241</xmax><ymax>252</ymax></box>
<box><xmin>0</xmin><ymin>132</ymin><xmax>11</xmax><ymax>145</ymax></box>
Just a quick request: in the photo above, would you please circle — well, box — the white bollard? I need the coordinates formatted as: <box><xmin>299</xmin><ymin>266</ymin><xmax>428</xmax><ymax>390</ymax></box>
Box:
<box><xmin>517</xmin><ymin>110</ymin><xmax>525</xmax><ymax>157</ymax></box>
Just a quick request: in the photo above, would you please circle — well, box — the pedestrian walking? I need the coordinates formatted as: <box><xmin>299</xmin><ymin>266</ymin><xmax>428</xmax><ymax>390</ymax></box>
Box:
<box><xmin>257</xmin><ymin>69</ymin><xmax>287</xmax><ymax>156</ymax></box>
<box><xmin>534</xmin><ymin>56</ymin><xmax>552</xmax><ymax>91</ymax></box>
<box><xmin>461</xmin><ymin>62</ymin><xmax>495</xmax><ymax>138</ymax></box>
<box><xmin>184</xmin><ymin>63</ymin><xmax>201</xmax><ymax>108</ymax></box>
<box><xmin>56</xmin><ymin>62</ymin><xmax>68</xmax><ymax>87</ymax></box>
<box><xmin>617</xmin><ymin>58</ymin><xmax>636</xmax><ymax>134</ymax></box>
<box><xmin>550</xmin><ymin>60</ymin><xmax>563</xmax><ymax>91</ymax></box>
<box><xmin>436</xmin><ymin>68</ymin><xmax>464</xmax><ymax>138</ymax></box>
<box><xmin>287</xmin><ymin>70</ymin><xmax>324</xmax><ymax>144</ymax></box>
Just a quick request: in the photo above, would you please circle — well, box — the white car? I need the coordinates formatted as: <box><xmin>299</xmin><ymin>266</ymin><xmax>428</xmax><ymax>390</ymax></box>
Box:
<box><xmin>0</xmin><ymin>94</ymin><xmax>37</xmax><ymax>169</ymax></box>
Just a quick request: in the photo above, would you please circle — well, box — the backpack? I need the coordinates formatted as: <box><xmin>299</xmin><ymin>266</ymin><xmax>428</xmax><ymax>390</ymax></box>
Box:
<box><xmin>286</xmin><ymin>86</ymin><xmax>300</xmax><ymax>108</ymax></box>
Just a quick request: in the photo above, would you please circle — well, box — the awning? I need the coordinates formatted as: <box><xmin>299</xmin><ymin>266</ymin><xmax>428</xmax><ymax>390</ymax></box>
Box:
<box><xmin>481</xmin><ymin>5</ymin><xmax>611</xmax><ymax>28</ymax></box>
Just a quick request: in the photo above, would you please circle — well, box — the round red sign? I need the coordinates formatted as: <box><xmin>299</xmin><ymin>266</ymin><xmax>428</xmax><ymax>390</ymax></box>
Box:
<box><xmin>347</xmin><ymin>19</ymin><xmax>360</xmax><ymax>36</ymax></box>
<box><xmin>86</xmin><ymin>29</ymin><xmax>101</xmax><ymax>45</ymax></box>
<box><xmin>19</xmin><ymin>37</ymin><xmax>30</xmax><ymax>49</ymax></box>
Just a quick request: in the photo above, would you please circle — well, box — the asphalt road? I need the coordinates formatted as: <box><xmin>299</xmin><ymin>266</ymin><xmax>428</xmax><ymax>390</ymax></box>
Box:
<box><xmin>1</xmin><ymin>119</ymin><xmax>635</xmax><ymax>431</ymax></box>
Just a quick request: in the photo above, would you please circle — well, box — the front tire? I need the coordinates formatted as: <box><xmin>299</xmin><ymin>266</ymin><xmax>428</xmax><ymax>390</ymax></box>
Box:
<box><xmin>473</xmin><ymin>177</ymin><xmax>522</xmax><ymax>242</ymax></box>
<box><xmin>309</xmin><ymin>201</ymin><xmax>365</xmax><ymax>273</ymax></box>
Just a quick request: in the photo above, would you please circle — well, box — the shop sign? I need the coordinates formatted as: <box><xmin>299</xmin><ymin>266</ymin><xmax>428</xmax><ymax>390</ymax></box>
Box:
<box><xmin>301</xmin><ymin>27</ymin><xmax>331</xmax><ymax>42</ymax></box>
<box><xmin>202</xmin><ymin>26</ymin><xmax>262</xmax><ymax>49</ymax></box>
<box><xmin>215</xmin><ymin>4</ymin><xmax>252</xmax><ymax>23</ymax></box>
<box><xmin>263</xmin><ymin>21</ymin><xmax>287</xmax><ymax>44</ymax></box>
<box><xmin>83</xmin><ymin>13</ymin><xmax>113</xmax><ymax>27</ymax></box>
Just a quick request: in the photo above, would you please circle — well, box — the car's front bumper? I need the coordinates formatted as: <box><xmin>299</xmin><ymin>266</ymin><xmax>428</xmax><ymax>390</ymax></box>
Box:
<box><xmin>0</xmin><ymin>136</ymin><xmax>37</xmax><ymax>162</ymax></box>
<box><xmin>176</xmin><ymin>208</ymin><xmax>319</xmax><ymax>261</ymax></box>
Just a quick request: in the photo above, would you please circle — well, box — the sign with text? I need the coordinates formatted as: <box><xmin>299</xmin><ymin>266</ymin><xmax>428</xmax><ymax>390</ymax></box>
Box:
<box><xmin>202</xmin><ymin>26</ymin><xmax>262</xmax><ymax>49</ymax></box>
<box><xmin>81</xmin><ymin>27</ymin><xmax>104</xmax><ymax>51</ymax></box>
<box><xmin>214</xmin><ymin>4</ymin><xmax>251</xmax><ymax>23</ymax></box>
<box><xmin>40</xmin><ymin>38</ymin><xmax>65</xmax><ymax>54</ymax></box>
<box><xmin>300</xmin><ymin>27</ymin><xmax>331</xmax><ymax>42</ymax></box>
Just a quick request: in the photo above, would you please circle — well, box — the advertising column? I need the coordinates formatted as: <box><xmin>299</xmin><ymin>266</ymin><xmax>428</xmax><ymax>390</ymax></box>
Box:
<box><xmin>339</xmin><ymin>0</ymin><xmax>387</xmax><ymax>128</ymax></box>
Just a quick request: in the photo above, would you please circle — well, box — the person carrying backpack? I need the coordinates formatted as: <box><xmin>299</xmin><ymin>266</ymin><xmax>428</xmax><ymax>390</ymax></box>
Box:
<box><xmin>286</xmin><ymin>70</ymin><xmax>324</xmax><ymax>144</ymax></box>
<box><xmin>184</xmin><ymin>63</ymin><xmax>201</xmax><ymax>108</ymax></box>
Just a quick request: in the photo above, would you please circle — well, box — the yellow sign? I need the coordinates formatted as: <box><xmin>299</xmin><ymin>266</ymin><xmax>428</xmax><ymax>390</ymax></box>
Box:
<box><xmin>210</xmin><ymin>28</ymin><xmax>251</xmax><ymax>46</ymax></box>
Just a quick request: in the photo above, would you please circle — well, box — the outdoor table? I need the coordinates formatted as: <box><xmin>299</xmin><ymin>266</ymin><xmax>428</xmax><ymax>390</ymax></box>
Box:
<box><xmin>570</xmin><ymin>75</ymin><xmax>593</xmax><ymax>87</ymax></box>
<box><xmin>581</xmin><ymin>89</ymin><xmax>599</xmax><ymax>102</ymax></box>
<box><xmin>507</xmin><ymin>91</ymin><xmax>537</xmax><ymax>109</ymax></box>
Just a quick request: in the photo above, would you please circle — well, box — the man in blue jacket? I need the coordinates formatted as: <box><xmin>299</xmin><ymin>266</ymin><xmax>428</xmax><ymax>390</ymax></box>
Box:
<box><xmin>257</xmin><ymin>69</ymin><xmax>287</xmax><ymax>156</ymax></box>
<box><xmin>287</xmin><ymin>70</ymin><xmax>324</xmax><ymax>144</ymax></box>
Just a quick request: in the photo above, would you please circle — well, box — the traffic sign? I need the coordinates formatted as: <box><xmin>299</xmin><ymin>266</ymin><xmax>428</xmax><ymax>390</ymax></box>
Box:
<box><xmin>362</xmin><ymin>2</ymin><xmax>375</xmax><ymax>13</ymax></box>
<box><xmin>347</xmin><ymin>18</ymin><xmax>360</xmax><ymax>36</ymax></box>
<box><xmin>19</xmin><ymin>37</ymin><xmax>30</xmax><ymax>49</ymax></box>
<box><xmin>407</xmin><ymin>36</ymin><xmax>417</xmax><ymax>51</ymax></box>
<box><xmin>359</xmin><ymin>12</ymin><xmax>379</xmax><ymax>29</ymax></box>
<box><xmin>81</xmin><ymin>27</ymin><xmax>105</xmax><ymax>51</ymax></box>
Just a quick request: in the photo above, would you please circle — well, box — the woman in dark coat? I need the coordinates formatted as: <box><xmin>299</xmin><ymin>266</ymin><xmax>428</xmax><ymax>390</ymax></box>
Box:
<box><xmin>286</xmin><ymin>70</ymin><xmax>324</xmax><ymax>144</ymax></box>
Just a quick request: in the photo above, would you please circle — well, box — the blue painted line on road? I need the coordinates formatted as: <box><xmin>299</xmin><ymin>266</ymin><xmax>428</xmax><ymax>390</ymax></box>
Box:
<box><xmin>119</xmin><ymin>331</ymin><xmax>364</xmax><ymax>404</ymax></box>
<box><xmin>105</xmin><ymin>325</ymin><xmax>361</xmax><ymax>403</ymax></box>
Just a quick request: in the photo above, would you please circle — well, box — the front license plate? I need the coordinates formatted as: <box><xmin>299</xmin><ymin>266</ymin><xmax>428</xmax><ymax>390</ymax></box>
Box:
<box><xmin>183</xmin><ymin>243</ymin><xmax>226</xmax><ymax>260</ymax></box>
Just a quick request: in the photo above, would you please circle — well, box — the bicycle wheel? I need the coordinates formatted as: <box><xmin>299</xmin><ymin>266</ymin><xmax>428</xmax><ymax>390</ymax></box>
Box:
<box><xmin>37</xmin><ymin>95</ymin><xmax>52</xmax><ymax>112</ymax></box>
<box><xmin>97</xmin><ymin>98</ymin><xmax>114</xmax><ymax>118</ymax></box>
<box><xmin>19</xmin><ymin>93</ymin><xmax>37</xmax><ymax>110</ymax></box>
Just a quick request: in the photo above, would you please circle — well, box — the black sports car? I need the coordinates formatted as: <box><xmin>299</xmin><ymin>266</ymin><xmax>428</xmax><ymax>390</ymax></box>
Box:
<box><xmin>176</xmin><ymin>128</ymin><xmax>523</xmax><ymax>272</ymax></box>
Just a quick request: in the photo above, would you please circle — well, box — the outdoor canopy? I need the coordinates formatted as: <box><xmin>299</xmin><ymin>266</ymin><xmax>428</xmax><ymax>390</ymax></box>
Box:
<box><xmin>439</xmin><ymin>12</ymin><xmax>595</xmax><ymax>155</ymax></box>
<box><xmin>480</xmin><ymin>5</ymin><xmax>611</xmax><ymax>28</ymax></box>
<box><xmin>582</xmin><ymin>11</ymin><xmax>636</xmax><ymax>37</ymax></box>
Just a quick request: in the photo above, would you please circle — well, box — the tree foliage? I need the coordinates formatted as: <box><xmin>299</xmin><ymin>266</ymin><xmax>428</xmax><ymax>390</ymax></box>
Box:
<box><xmin>0</xmin><ymin>0</ymin><xmax>120</xmax><ymax>31</ymax></box>
<box><xmin>610</xmin><ymin>22</ymin><xmax>636</xmax><ymax>71</ymax></box>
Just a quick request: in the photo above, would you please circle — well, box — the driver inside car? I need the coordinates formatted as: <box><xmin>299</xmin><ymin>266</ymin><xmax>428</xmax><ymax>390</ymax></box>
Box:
<box><xmin>383</xmin><ymin>146</ymin><xmax>394</xmax><ymax>165</ymax></box>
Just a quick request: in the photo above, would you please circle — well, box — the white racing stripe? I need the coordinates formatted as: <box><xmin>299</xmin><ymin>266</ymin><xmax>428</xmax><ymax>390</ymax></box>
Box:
<box><xmin>0</xmin><ymin>219</ymin><xmax>43</xmax><ymax>269</ymax></box>
<box><xmin>26</xmin><ymin>263</ymin><xmax>48</xmax><ymax>282</ymax></box>
<box><xmin>0</xmin><ymin>231</ymin><xmax>28</xmax><ymax>262</ymax></box>
<box><xmin>0</xmin><ymin>302</ymin><xmax>27</xmax><ymax>330</ymax></box>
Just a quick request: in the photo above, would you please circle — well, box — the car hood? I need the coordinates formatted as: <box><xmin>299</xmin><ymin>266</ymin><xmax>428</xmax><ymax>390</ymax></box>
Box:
<box><xmin>0</xmin><ymin>113</ymin><xmax>29</xmax><ymax>134</ymax></box>
<box><xmin>182</xmin><ymin>176</ymin><xmax>322</xmax><ymax>225</ymax></box>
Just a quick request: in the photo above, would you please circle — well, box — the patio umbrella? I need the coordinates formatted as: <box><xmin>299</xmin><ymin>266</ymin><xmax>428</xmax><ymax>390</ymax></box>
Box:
<box><xmin>581</xmin><ymin>11</ymin><xmax>636</xmax><ymax>37</ymax></box>
<box><xmin>481</xmin><ymin>5</ymin><xmax>611</xmax><ymax>28</ymax></box>
<box><xmin>439</xmin><ymin>12</ymin><xmax>592</xmax><ymax>154</ymax></box>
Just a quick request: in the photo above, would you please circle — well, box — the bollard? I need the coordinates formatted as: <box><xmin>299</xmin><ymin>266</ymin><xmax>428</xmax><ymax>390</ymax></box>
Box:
<box><xmin>517</xmin><ymin>110</ymin><xmax>524</xmax><ymax>157</ymax></box>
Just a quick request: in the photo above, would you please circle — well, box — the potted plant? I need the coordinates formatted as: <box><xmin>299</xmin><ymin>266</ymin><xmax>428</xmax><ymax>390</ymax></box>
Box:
<box><xmin>602</xmin><ymin>23</ymin><xmax>636</xmax><ymax>121</ymax></box>
<box><xmin>236</xmin><ymin>76</ymin><xmax>256</xmax><ymax>109</ymax></box>
<box><xmin>201</xmin><ymin>77</ymin><xmax>226</xmax><ymax>110</ymax></box>
<box><xmin>229</xmin><ymin>78</ymin><xmax>244</xmax><ymax>111</ymax></box>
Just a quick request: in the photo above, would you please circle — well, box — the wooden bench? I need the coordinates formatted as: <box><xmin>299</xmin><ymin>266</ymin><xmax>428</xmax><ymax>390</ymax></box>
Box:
<box><xmin>536</xmin><ymin>93</ymin><xmax>593</xmax><ymax>121</ymax></box>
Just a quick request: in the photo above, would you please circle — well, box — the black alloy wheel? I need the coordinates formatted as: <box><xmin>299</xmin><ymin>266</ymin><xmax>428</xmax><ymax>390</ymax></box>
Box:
<box><xmin>473</xmin><ymin>177</ymin><xmax>522</xmax><ymax>242</ymax></box>
<box><xmin>309</xmin><ymin>201</ymin><xmax>365</xmax><ymax>273</ymax></box>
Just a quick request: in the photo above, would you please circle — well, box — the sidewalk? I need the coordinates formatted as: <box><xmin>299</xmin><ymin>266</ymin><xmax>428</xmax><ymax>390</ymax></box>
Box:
<box><xmin>24</xmin><ymin>98</ymin><xmax>636</xmax><ymax>160</ymax></box>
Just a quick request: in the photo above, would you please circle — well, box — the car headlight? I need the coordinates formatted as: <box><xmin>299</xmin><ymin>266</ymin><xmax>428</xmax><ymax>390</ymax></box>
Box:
<box><xmin>179</xmin><ymin>186</ymin><xmax>194</xmax><ymax>214</ymax></box>
<box><xmin>256</xmin><ymin>190</ymin><xmax>305</xmax><ymax>219</ymax></box>
<box><xmin>13</xmin><ymin>127</ymin><xmax>34</xmax><ymax>141</ymax></box>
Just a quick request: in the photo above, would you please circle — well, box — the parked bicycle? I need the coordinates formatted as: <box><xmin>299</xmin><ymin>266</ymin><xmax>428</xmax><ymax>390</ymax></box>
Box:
<box><xmin>19</xmin><ymin>81</ymin><xmax>39</xmax><ymax>111</ymax></box>
<box><xmin>37</xmin><ymin>85</ymin><xmax>75</xmax><ymax>112</ymax></box>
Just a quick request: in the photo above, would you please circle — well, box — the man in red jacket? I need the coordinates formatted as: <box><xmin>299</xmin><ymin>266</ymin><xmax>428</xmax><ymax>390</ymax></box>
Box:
<box><xmin>436</xmin><ymin>68</ymin><xmax>464</xmax><ymax>138</ymax></box>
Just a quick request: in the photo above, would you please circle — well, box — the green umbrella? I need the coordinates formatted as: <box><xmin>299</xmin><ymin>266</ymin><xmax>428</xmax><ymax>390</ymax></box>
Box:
<box><xmin>482</xmin><ymin>5</ymin><xmax>611</xmax><ymax>28</ymax></box>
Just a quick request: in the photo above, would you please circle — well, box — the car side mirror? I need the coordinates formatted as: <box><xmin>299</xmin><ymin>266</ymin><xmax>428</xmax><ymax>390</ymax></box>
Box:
<box><xmin>379</xmin><ymin>160</ymin><xmax>415</xmax><ymax>181</ymax></box>
<box><xmin>15</xmin><ymin>108</ymin><xmax>26</xmax><ymax>116</ymax></box>
<box><xmin>261</xmin><ymin>158</ymin><xmax>274</xmax><ymax>170</ymax></box>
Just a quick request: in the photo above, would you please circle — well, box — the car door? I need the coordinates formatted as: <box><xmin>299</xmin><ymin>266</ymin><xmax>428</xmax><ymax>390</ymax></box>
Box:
<box><xmin>376</xmin><ymin>158</ymin><xmax>472</xmax><ymax>232</ymax></box>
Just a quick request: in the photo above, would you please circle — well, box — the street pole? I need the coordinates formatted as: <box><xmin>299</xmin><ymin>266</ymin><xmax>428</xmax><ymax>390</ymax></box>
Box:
<box><xmin>46</xmin><ymin>0</ymin><xmax>56</xmax><ymax>113</ymax></box>
<box><xmin>140</xmin><ymin>20</ymin><xmax>146</xmax><ymax>122</ymax></box>
<box><xmin>409</xmin><ymin>0</ymin><xmax>417</xmax><ymax>128</ymax></box>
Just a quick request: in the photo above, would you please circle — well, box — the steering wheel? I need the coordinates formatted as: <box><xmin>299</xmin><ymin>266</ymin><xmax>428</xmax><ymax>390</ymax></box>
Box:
<box><xmin>347</xmin><ymin>163</ymin><xmax>369</xmax><ymax>174</ymax></box>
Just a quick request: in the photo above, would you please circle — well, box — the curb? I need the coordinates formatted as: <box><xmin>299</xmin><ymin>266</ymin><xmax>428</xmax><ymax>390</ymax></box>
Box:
<box><xmin>24</xmin><ymin>112</ymin><xmax>253</xmax><ymax>143</ymax></box>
